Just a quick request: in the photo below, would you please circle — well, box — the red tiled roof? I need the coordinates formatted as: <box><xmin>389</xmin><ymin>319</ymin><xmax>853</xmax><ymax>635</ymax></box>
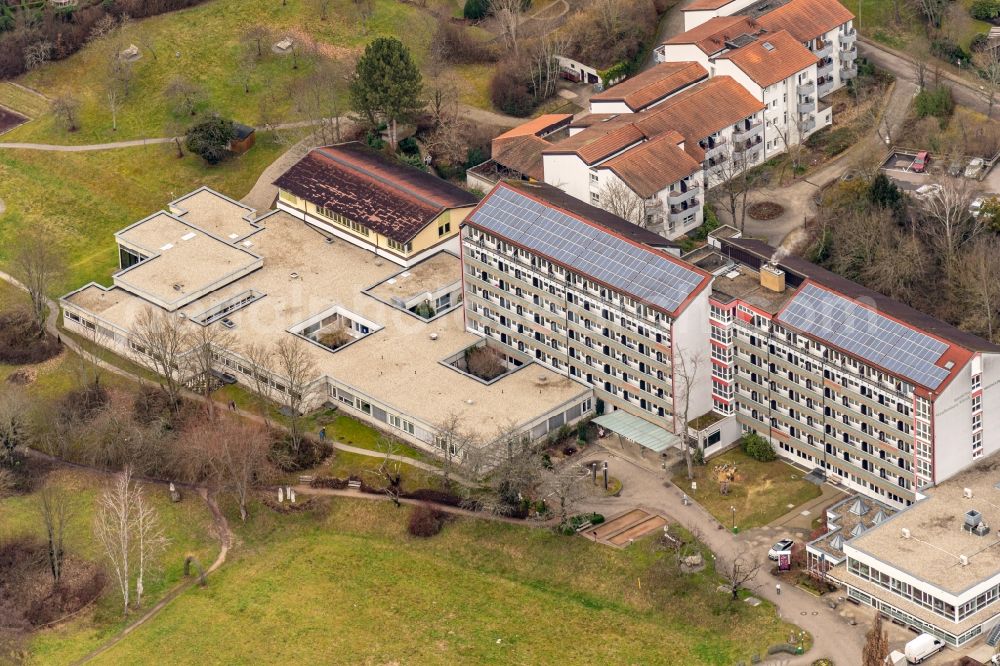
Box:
<box><xmin>720</xmin><ymin>29</ymin><xmax>818</xmax><ymax>87</ymax></box>
<box><xmin>635</xmin><ymin>76</ymin><xmax>765</xmax><ymax>146</ymax></box>
<box><xmin>590</xmin><ymin>62</ymin><xmax>709</xmax><ymax>111</ymax></box>
<box><xmin>598</xmin><ymin>132</ymin><xmax>700</xmax><ymax>198</ymax></box>
<box><xmin>663</xmin><ymin>15</ymin><xmax>759</xmax><ymax>54</ymax></box>
<box><xmin>273</xmin><ymin>142</ymin><xmax>477</xmax><ymax>244</ymax></box>
<box><xmin>756</xmin><ymin>0</ymin><xmax>854</xmax><ymax>41</ymax></box>
<box><xmin>494</xmin><ymin>114</ymin><xmax>573</xmax><ymax>141</ymax></box>
<box><xmin>543</xmin><ymin>122</ymin><xmax>647</xmax><ymax>165</ymax></box>
<box><xmin>492</xmin><ymin>135</ymin><xmax>551</xmax><ymax>180</ymax></box>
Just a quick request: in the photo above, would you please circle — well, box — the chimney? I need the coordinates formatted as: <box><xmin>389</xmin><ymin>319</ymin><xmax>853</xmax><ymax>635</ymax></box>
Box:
<box><xmin>760</xmin><ymin>263</ymin><xmax>786</xmax><ymax>293</ymax></box>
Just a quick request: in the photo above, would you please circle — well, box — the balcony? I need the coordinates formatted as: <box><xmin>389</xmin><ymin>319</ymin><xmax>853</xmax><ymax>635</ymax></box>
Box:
<box><xmin>670</xmin><ymin>198</ymin><xmax>699</xmax><ymax>215</ymax></box>
<box><xmin>813</xmin><ymin>40</ymin><xmax>832</xmax><ymax>59</ymax></box>
<box><xmin>841</xmin><ymin>66</ymin><xmax>857</xmax><ymax>80</ymax></box>
<box><xmin>732</xmin><ymin>120</ymin><xmax>763</xmax><ymax>143</ymax></box>
<box><xmin>842</xmin><ymin>28</ymin><xmax>857</xmax><ymax>47</ymax></box>
<box><xmin>801</xmin><ymin>116</ymin><xmax>817</xmax><ymax>133</ymax></box>
<box><xmin>818</xmin><ymin>78</ymin><xmax>834</xmax><ymax>96</ymax></box>
<box><xmin>644</xmin><ymin>197</ymin><xmax>662</xmax><ymax>210</ymax></box>
<box><xmin>818</xmin><ymin>58</ymin><xmax>834</xmax><ymax>76</ymax></box>
<box><xmin>668</xmin><ymin>185</ymin><xmax>700</xmax><ymax>205</ymax></box>
<box><xmin>797</xmin><ymin>80</ymin><xmax>815</xmax><ymax>95</ymax></box>
<box><xmin>702</xmin><ymin>135</ymin><xmax>727</xmax><ymax>159</ymax></box>
<box><xmin>841</xmin><ymin>47</ymin><xmax>857</xmax><ymax>62</ymax></box>
<box><xmin>668</xmin><ymin>207</ymin><xmax>698</xmax><ymax>226</ymax></box>
<box><xmin>797</xmin><ymin>99</ymin><xmax>816</xmax><ymax>114</ymax></box>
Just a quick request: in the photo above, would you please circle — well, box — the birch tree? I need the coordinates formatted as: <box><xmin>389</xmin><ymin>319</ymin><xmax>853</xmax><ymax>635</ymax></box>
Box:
<box><xmin>600</xmin><ymin>178</ymin><xmax>647</xmax><ymax>227</ymax></box>
<box><xmin>675</xmin><ymin>347</ymin><xmax>705</xmax><ymax>479</ymax></box>
<box><xmin>134</xmin><ymin>483</ymin><xmax>166</xmax><ymax>608</ymax></box>
<box><xmin>490</xmin><ymin>0</ymin><xmax>524</xmax><ymax>58</ymax></box>
<box><xmin>94</xmin><ymin>467</ymin><xmax>138</xmax><ymax>615</ymax></box>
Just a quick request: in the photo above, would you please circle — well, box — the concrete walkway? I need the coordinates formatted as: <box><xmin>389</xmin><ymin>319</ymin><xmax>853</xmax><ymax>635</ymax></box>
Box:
<box><xmin>573</xmin><ymin>443</ymin><xmax>867</xmax><ymax>665</ymax></box>
<box><xmin>720</xmin><ymin>76</ymin><xmax>916</xmax><ymax>249</ymax></box>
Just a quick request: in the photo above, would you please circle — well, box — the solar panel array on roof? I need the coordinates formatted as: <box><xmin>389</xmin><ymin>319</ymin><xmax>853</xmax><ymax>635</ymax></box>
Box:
<box><xmin>778</xmin><ymin>283</ymin><xmax>951</xmax><ymax>389</ymax></box>
<box><xmin>469</xmin><ymin>187</ymin><xmax>705</xmax><ymax>313</ymax></box>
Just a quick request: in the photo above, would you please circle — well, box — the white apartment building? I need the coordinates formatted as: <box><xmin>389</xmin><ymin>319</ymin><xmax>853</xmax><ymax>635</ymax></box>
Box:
<box><xmin>660</xmin><ymin>25</ymin><xmax>827</xmax><ymax>152</ymax></box>
<box><xmin>461</xmin><ymin>181</ymin><xmax>714</xmax><ymax>433</ymax></box>
<box><xmin>541</xmin><ymin>76</ymin><xmax>765</xmax><ymax>238</ymax></box>
<box><xmin>679</xmin><ymin>0</ymin><xmax>858</xmax><ymax>92</ymax></box>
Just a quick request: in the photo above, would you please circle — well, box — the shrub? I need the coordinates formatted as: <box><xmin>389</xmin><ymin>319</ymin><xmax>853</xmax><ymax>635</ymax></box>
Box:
<box><xmin>914</xmin><ymin>85</ymin><xmax>954</xmax><ymax>120</ymax></box>
<box><xmin>867</xmin><ymin>172</ymin><xmax>903</xmax><ymax>211</ymax></box>
<box><xmin>57</xmin><ymin>383</ymin><xmax>110</xmax><ymax>424</ymax></box>
<box><xmin>930</xmin><ymin>38</ymin><xmax>969</xmax><ymax>64</ymax></box>
<box><xmin>0</xmin><ymin>309</ymin><xmax>61</xmax><ymax>365</ymax></box>
<box><xmin>435</xmin><ymin>19</ymin><xmax>497</xmax><ymax>63</ymax></box>
<box><xmin>398</xmin><ymin>136</ymin><xmax>419</xmax><ymax>155</ymax></box>
<box><xmin>403</xmin><ymin>488</ymin><xmax>464</xmax><ymax>506</ymax></box>
<box><xmin>740</xmin><ymin>432</ymin><xmax>777</xmax><ymax>462</ymax></box>
<box><xmin>464</xmin><ymin>345</ymin><xmax>507</xmax><ymax>381</ymax></box>
<box><xmin>408</xmin><ymin>503</ymin><xmax>447</xmax><ymax>537</ymax></box>
<box><xmin>972</xmin><ymin>0</ymin><xmax>1000</xmax><ymax>21</ymax></box>
<box><xmin>398</xmin><ymin>152</ymin><xmax>427</xmax><ymax>171</ymax></box>
<box><xmin>310</xmin><ymin>476</ymin><xmax>349</xmax><ymax>489</ymax></box>
<box><xmin>489</xmin><ymin>63</ymin><xmax>535</xmax><ymax>117</ymax></box>
<box><xmin>463</xmin><ymin>0</ymin><xmax>488</xmax><ymax>19</ymax></box>
<box><xmin>270</xmin><ymin>435</ymin><xmax>334</xmax><ymax>472</ymax></box>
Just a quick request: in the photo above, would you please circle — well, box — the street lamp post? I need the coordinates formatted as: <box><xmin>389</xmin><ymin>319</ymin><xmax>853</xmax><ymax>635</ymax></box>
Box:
<box><xmin>730</xmin><ymin>505</ymin><xmax>737</xmax><ymax>533</ymax></box>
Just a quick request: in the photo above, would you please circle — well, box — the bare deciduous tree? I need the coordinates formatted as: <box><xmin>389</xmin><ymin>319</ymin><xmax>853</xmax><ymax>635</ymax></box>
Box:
<box><xmin>544</xmin><ymin>461</ymin><xmax>587</xmax><ymax>524</ymax></box>
<box><xmin>134</xmin><ymin>483</ymin><xmax>166</xmax><ymax>609</ymax></box>
<box><xmin>10</xmin><ymin>226</ymin><xmax>66</xmax><ymax>336</ymax></box>
<box><xmin>184</xmin><ymin>324</ymin><xmax>234</xmax><ymax>414</ymax></box>
<box><xmin>711</xmin><ymin>142</ymin><xmax>763</xmax><ymax>234</ymax></box>
<box><xmin>243</xmin><ymin>342</ymin><xmax>275</xmax><ymax>425</ymax></box>
<box><xmin>435</xmin><ymin>412</ymin><xmax>474</xmax><ymax>486</ymax></box>
<box><xmin>479</xmin><ymin>422</ymin><xmax>540</xmax><ymax>516</ymax></box>
<box><xmin>916</xmin><ymin>177</ymin><xmax>982</xmax><ymax>268</ymax></box>
<box><xmin>958</xmin><ymin>236</ymin><xmax>1000</xmax><ymax>341</ymax></box>
<box><xmin>165</xmin><ymin>77</ymin><xmax>206</xmax><ymax>117</ymax></box>
<box><xmin>177</xmin><ymin>416</ymin><xmax>273</xmax><ymax>523</ymax></box>
<box><xmin>241</xmin><ymin>24</ymin><xmax>270</xmax><ymax>60</ymax></box>
<box><xmin>23</xmin><ymin>40</ymin><xmax>53</xmax><ymax>71</ymax></box>
<box><xmin>130</xmin><ymin>307</ymin><xmax>191</xmax><ymax>410</ymax></box>
<box><xmin>372</xmin><ymin>436</ymin><xmax>403</xmax><ymax>507</ymax></box>
<box><xmin>0</xmin><ymin>386</ymin><xmax>28</xmax><ymax>471</ymax></box>
<box><xmin>38</xmin><ymin>485</ymin><xmax>73</xmax><ymax>582</ymax></box>
<box><xmin>490</xmin><ymin>0</ymin><xmax>524</xmax><ymax>58</ymax></box>
<box><xmin>600</xmin><ymin>178</ymin><xmax>647</xmax><ymax>227</ymax></box>
<box><xmin>273</xmin><ymin>337</ymin><xmax>317</xmax><ymax>452</ymax></box>
<box><xmin>718</xmin><ymin>549</ymin><xmax>761</xmax><ymax>601</ymax></box>
<box><xmin>674</xmin><ymin>347</ymin><xmax>704</xmax><ymax>479</ymax></box>
<box><xmin>51</xmin><ymin>95</ymin><xmax>81</xmax><ymax>132</ymax></box>
<box><xmin>976</xmin><ymin>48</ymin><xmax>1000</xmax><ymax>119</ymax></box>
<box><xmin>292</xmin><ymin>60</ymin><xmax>349</xmax><ymax>145</ymax></box>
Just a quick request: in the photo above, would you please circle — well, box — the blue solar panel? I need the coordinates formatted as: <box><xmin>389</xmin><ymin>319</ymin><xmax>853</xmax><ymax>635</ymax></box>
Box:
<box><xmin>777</xmin><ymin>283</ymin><xmax>950</xmax><ymax>389</ymax></box>
<box><xmin>469</xmin><ymin>187</ymin><xmax>705</xmax><ymax>314</ymax></box>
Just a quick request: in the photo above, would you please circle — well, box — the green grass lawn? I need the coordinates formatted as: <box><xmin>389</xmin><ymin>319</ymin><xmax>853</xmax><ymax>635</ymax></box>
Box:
<box><xmin>0</xmin><ymin>0</ymin><xmax>497</xmax><ymax>147</ymax></box>
<box><xmin>88</xmin><ymin>498</ymin><xmax>801</xmax><ymax>665</ymax></box>
<box><xmin>0</xmin><ymin>132</ymin><xmax>300</xmax><ymax>293</ymax></box>
<box><xmin>674</xmin><ymin>449</ymin><xmax>822</xmax><ymax>530</ymax></box>
<box><xmin>0</xmin><ymin>467</ymin><xmax>218</xmax><ymax>665</ymax></box>
<box><xmin>860</xmin><ymin>0</ymin><xmax>990</xmax><ymax>53</ymax></box>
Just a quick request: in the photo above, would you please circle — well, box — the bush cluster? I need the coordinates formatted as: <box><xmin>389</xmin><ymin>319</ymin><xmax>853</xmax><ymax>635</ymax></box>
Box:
<box><xmin>489</xmin><ymin>61</ymin><xmax>537</xmax><ymax>117</ymax></box>
<box><xmin>269</xmin><ymin>435</ymin><xmax>334</xmax><ymax>472</ymax></box>
<box><xmin>0</xmin><ymin>0</ymin><xmax>210</xmax><ymax>79</ymax></box>
<box><xmin>407</xmin><ymin>504</ymin><xmax>448</xmax><ymax>537</ymax></box>
<box><xmin>740</xmin><ymin>432</ymin><xmax>776</xmax><ymax>462</ymax></box>
<box><xmin>0</xmin><ymin>309</ymin><xmax>61</xmax><ymax>365</ymax></box>
<box><xmin>914</xmin><ymin>84</ymin><xmax>954</xmax><ymax>120</ymax></box>
<box><xmin>972</xmin><ymin>0</ymin><xmax>1000</xmax><ymax>21</ymax></box>
<box><xmin>434</xmin><ymin>19</ymin><xmax>497</xmax><ymax>63</ymax></box>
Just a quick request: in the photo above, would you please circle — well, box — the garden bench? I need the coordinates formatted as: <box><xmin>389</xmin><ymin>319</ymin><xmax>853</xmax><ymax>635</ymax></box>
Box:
<box><xmin>348</xmin><ymin>480</ymin><xmax>362</xmax><ymax>489</ymax></box>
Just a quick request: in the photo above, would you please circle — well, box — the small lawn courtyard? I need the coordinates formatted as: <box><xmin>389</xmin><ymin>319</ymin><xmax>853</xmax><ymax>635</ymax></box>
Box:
<box><xmin>673</xmin><ymin>448</ymin><xmax>822</xmax><ymax>531</ymax></box>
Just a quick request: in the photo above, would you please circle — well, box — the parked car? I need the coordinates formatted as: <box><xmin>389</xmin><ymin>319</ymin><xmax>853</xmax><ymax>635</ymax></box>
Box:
<box><xmin>965</xmin><ymin>157</ymin><xmax>986</xmax><ymax>179</ymax></box>
<box><xmin>914</xmin><ymin>183</ymin><xmax>943</xmax><ymax>199</ymax></box>
<box><xmin>912</xmin><ymin>150</ymin><xmax>930</xmax><ymax>173</ymax></box>
<box><xmin>904</xmin><ymin>633</ymin><xmax>945</xmax><ymax>664</ymax></box>
<box><xmin>948</xmin><ymin>159</ymin><xmax>963</xmax><ymax>177</ymax></box>
<box><xmin>210</xmin><ymin>369</ymin><xmax>237</xmax><ymax>385</ymax></box>
<box><xmin>767</xmin><ymin>538</ymin><xmax>794</xmax><ymax>560</ymax></box>
<box><xmin>971</xmin><ymin>197</ymin><xmax>985</xmax><ymax>217</ymax></box>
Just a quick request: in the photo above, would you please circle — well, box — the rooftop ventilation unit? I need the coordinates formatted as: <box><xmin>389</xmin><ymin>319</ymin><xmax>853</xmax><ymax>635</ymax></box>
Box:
<box><xmin>762</xmin><ymin>41</ymin><xmax>775</xmax><ymax>51</ymax></box>
<box><xmin>901</xmin><ymin>528</ymin><xmax>911</xmax><ymax>539</ymax></box>
<box><xmin>963</xmin><ymin>510</ymin><xmax>991</xmax><ymax>536</ymax></box>
<box><xmin>960</xmin><ymin>555</ymin><xmax>970</xmax><ymax>566</ymax></box>
<box><xmin>760</xmin><ymin>263</ymin><xmax>785</xmax><ymax>293</ymax></box>
<box><xmin>964</xmin><ymin>488</ymin><xmax>974</xmax><ymax>499</ymax></box>
<box><xmin>325</xmin><ymin>237</ymin><xmax>335</xmax><ymax>245</ymax></box>
<box><xmin>180</xmin><ymin>232</ymin><xmax>196</xmax><ymax>241</ymax></box>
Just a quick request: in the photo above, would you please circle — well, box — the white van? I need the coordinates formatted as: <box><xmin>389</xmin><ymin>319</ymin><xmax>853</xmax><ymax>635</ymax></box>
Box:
<box><xmin>904</xmin><ymin>633</ymin><xmax>945</xmax><ymax>663</ymax></box>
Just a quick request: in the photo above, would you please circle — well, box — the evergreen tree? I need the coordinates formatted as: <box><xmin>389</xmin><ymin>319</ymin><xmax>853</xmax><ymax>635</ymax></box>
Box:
<box><xmin>185</xmin><ymin>117</ymin><xmax>235</xmax><ymax>165</ymax></box>
<box><xmin>350</xmin><ymin>37</ymin><xmax>424</xmax><ymax>149</ymax></box>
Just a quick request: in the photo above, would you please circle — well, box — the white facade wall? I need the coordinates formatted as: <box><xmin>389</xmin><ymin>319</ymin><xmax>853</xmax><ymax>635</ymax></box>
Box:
<box><xmin>542</xmin><ymin>153</ymin><xmax>595</xmax><ymax>203</ymax></box>
<box><xmin>589</xmin><ymin>100</ymin><xmax>635</xmax><ymax>115</ymax></box>
<box><xmin>672</xmin><ymin>288</ymin><xmax>715</xmax><ymax>431</ymax></box>
<box><xmin>932</xmin><ymin>364</ymin><xmax>976</xmax><ymax>483</ymax></box>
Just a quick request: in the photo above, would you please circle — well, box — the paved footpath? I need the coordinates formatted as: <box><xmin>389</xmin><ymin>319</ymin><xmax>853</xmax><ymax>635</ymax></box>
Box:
<box><xmin>574</xmin><ymin>444</ymin><xmax>868</xmax><ymax>665</ymax></box>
